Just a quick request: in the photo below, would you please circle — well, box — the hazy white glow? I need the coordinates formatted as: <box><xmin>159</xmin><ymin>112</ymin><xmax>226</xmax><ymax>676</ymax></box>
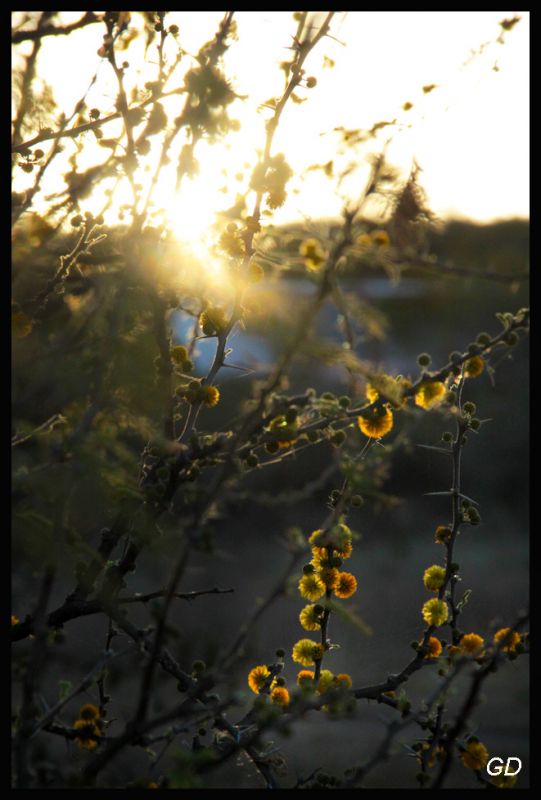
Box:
<box><xmin>13</xmin><ymin>11</ymin><xmax>529</xmax><ymax>238</ymax></box>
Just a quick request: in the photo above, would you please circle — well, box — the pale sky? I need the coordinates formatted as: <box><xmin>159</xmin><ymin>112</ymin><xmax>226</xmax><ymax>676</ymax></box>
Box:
<box><xmin>13</xmin><ymin>11</ymin><xmax>529</xmax><ymax>247</ymax></box>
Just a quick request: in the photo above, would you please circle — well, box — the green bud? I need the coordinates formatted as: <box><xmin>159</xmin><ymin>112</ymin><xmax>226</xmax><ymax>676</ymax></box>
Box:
<box><xmin>469</xmin><ymin>418</ymin><xmax>481</xmax><ymax>431</ymax></box>
<box><xmin>449</xmin><ymin>562</ymin><xmax>460</xmax><ymax>573</ymax></box>
<box><xmin>476</xmin><ymin>332</ymin><xmax>491</xmax><ymax>346</ymax></box>
<box><xmin>192</xmin><ymin>660</ymin><xmax>206</xmax><ymax>672</ymax></box>
<box><xmin>467</xmin><ymin>343</ymin><xmax>481</xmax><ymax>356</ymax></box>
<box><xmin>331</xmin><ymin>430</ymin><xmax>346</xmax><ymax>447</ymax></box>
<box><xmin>505</xmin><ymin>331</ymin><xmax>519</xmax><ymax>346</ymax></box>
<box><xmin>303</xmin><ymin>563</ymin><xmax>315</xmax><ymax>575</ymax></box>
<box><xmin>265</xmin><ymin>441</ymin><xmax>279</xmax><ymax>454</ymax></box>
<box><xmin>417</xmin><ymin>353</ymin><xmax>431</xmax><ymax>367</ymax></box>
<box><xmin>445</xmin><ymin>391</ymin><xmax>457</xmax><ymax>405</ymax></box>
<box><xmin>441</xmin><ymin>432</ymin><xmax>453</xmax><ymax>443</ymax></box>
<box><xmin>351</xmin><ymin>494</ymin><xmax>363</xmax><ymax>507</ymax></box>
<box><xmin>449</xmin><ymin>351</ymin><xmax>462</xmax><ymax>364</ymax></box>
<box><xmin>339</xmin><ymin>395</ymin><xmax>351</xmax><ymax>408</ymax></box>
<box><xmin>463</xmin><ymin>401</ymin><xmax>476</xmax><ymax>415</ymax></box>
<box><xmin>275</xmin><ymin>648</ymin><xmax>285</xmax><ymax>658</ymax></box>
<box><xmin>321</xmin><ymin>392</ymin><xmax>336</xmax><ymax>401</ymax></box>
<box><xmin>306</xmin><ymin>430</ymin><xmax>319</xmax><ymax>443</ymax></box>
<box><xmin>275</xmin><ymin>676</ymin><xmax>286</xmax><ymax>686</ymax></box>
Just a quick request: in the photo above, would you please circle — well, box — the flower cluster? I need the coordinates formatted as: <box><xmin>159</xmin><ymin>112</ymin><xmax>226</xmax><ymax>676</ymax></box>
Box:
<box><xmin>292</xmin><ymin>523</ymin><xmax>357</xmax><ymax>684</ymax></box>
<box><xmin>247</xmin><ymin>662</ymin><xmax>291</xmax><ymax>707</ymax></box>
<box><xmin>72</xmin><ymin>703</ymin><xmax>101</xmax><ymax>750</ymax></box>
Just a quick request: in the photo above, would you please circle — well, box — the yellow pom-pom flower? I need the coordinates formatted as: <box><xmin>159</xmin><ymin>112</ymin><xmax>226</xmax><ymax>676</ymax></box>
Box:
<box><xmin>270</xmin><ymin>686</ymin><xmax>290</xmax><ymax>707</ymax></box>
<box><xmin>464</xmin><ymin>356</ymin><xmax>485</xmax><ymax>378</ymax></box>
<box><xmin>299</xmin><ymin>604</ymin><xmax>322</xmax><ymax>631</ymax></box>
<box><xmin>312</xmin><ymin>541</ymin><xmax>352</xmax><ymax>564</ymax></box>
<box><xmin>335</xmin><ymin>673</ymin><xmax>353</xmax><ymax>689</ymax></box>
<box><xmin>334</xmin><ymin>572</ymin><xmax>357</xmax><ymax>599</ymax></box>
<box><xmin>11</xmin><ymin>615</ymin><xmax>20</xmax><ymax>626</ymax></box>
<box><xmin>73</xmin><ymin>719</ymin><xmax>100</xmax><ymax>750</ymax></box>
<box><xmin>316</xmin><ymin>670</ymin><xmax>335</xmax><ymax>694</ymax></box>
<box><xmin>171</xmin><ymin>345</ymin><xmax>189</xmax><ymax>364</ymax></box>
<box><xmin>460</xmin><ymin>739</ymin><xmax>489</xmax><ymax>771</ymax></box>
<box><xmin>318</xmin><ymin>566</ymin><xmax>339</xmax><ymax>590</ymax></box>
<box><xmin>309</xmin><ymin>524</ymin><xmax>352</xmax><ymax>553</ymax></box>
<box><xmin>422</xmin><ymin>598</ymin><xmax>448</xmax><ymax>627</ymax></box>
<box><xmin>460</xmin><ymin>633</ymin><xmax>485</xmax><ymax>656</ymax></box>
<box><xmin>248</xmin><ymin>665</ymin><xmax>271</xmax><ymax>694</ymax></box>
<box><xmin>491</xmin><ymin>773</ymin><xmax>518</xmax><ymax>789</ymax></box>
<box><xmin>299</xmin><ymin>573</ymin><xmax>326</xmax><ymax>602</ymax></box>
<box><xmin>202</xmin><ymin>385</ymin><xmax>220</xmax><ymax>407</ymax></box>
<box><xmin>493</xmin><ymin>627</ymin><xmax>521</xmax><ymax>653</ymax></box>
<box><xmin>297</xmin><ymin>670</ymin><xmax>315</xmax><ymax>687</ymax></box>
<box><xmin>299</xmin><ymin>238</ymin><xmax>325</xmax><ymax>270</ymax></box>
<box><xmin>292</xmin><ymin>639</ymin><xmax>323</xmax><ymax>666</ymax></box>
<box><xmin>371</xmin><ymin>229</ymin><xmax>390</xmax><ymax>248</ymax></box>
<box><xmin>423</xmin><ymin>565</ymin><xmax>446</xmax><ymax>592</ymax></box>
<box><xmin>79</xmin><ymin>703</ymin><xmax>100</xmax><ymax>721</ymax></box>
<box><xmin>424</xmin><ymin>636</ymin><xmax>443</xmax><ymax>659</ymax></box>
<box><xmin>434</xmin><ymin>525</ymin><xmax>452</xmax><ymax>545</ymax></box>
<box><xmin>415</xmin><ymin>381</ymin><xmax>446</xmax><ymax>409</ymax></box>
<box><xmin>357</xmin><ymin>406</ymin><xmax>393</xmax><ymax>439</ymax></box>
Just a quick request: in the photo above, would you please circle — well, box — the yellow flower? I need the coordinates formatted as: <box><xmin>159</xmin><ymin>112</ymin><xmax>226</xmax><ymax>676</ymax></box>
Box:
<box><xmin>299</xmin><ymin>238</ymin><xmax>325</xmax><ymax>270</ymax></box>
<box><xmin>297</xmin><ymin>670</ymin><xmax>315</xmax><ymax>687</ymax></box>
<box><xmin>202</xmin><ymin>385</ymin><xmax>220</xmax><ymax>407</ymax></box>
<box><xmin>299</xmin><ymin>573</ymin><xmax>326</xmax><ymax>602</ymax></box>
<box><xmin>371</xmin><ymin>229</ymin><xmax>390</xmax><ymax>248</ymax></box>
<box><xmin>334</xmin><ymin>572</ymin><xmax>357</xmax><ymax>599</ymax></box>
<box><xmin>318</xmin><ymin>567</ymin><xmax>339</xmax><ymax>590</ymax></box>
<box><xmin>415</xmin><ymin>381</ymin><xmax>446</xmax><ymax>409</ymax></box>
<box><xmin>309</xmin><ymin>524</ymin><xmax>352</xmax><ymax>553</ymax></box>
<box><xmin>248</xmin><ymin>665</ymin><xmax>271</xmax><ymax>694</ymax></box>
<box><xmin>11</xmin><ymin>615</ymin><xmax>20</xmax><ymax>626</ymax></box>
<box><xmin>491</xmin><ymin>773</ymin><xmax>518</xmax><ymax>789</ymax></box>
<box><xmin>312</xmin><ymin>541</ymin><xmax>352</xmax><ymax>563</ymax></box>
<box><xmin>79</xmin><ymin>703</ymin><xmax>100</xmax><ymax>721</ymax></box>
<box><xmin>270</xmin><ymin>686</ymin><xmax>290</xmax><ymax>707</ymax></box>
<box><xmin>356</xmin><ymin>233</ymin><xmax>373</xmax><ymax>249</ymax></box>
<box><xmin>200</xmin><ymin>306</ymin><xmax>227</xmax><ymax>336</ymax></box>
<box><xmin>357</xmin><ymin>406</ymin><xmax>393</xmax><ymax>439</ymax></box>
<box><xmin>493</xmin><ymin>627</ymin><xmax>521</xmax><ymax>653</ymax></box>
<box><xmin>464</xmin><ymin>356</ymin><xmax>485</xmax><ymax>378</ymax></box>
<box><xmin>317</xmin><ymin>670</ymin><xmax>335</xmax><ymax>693</ymax></box>
<box><xmin>292</xmin><ymin>639</ymin><xmax>323</xmax><ymax>666</ymax></box>
<box><xmin>171</xmin><ymin>345</ymin><xmax>189</xmax><ymax>364</ymax></box>
<box><xmin>434</xmin><ymin>525</ymin><xmax>452</xmax><ymax>545</ymax></box>
<box><xmin>423</xmin><ymin>565</ymin><xmax>446</xmax><ymax>592</ymax></box>
<box><xmin>422</xmin><ymin>598</ymin><xmax>448</xmax><ymax>627</ymax></box>
<box><xmin>299</xmin><ymin>604</ymin><xmax>322</xmax><ymax>631</ymax></box>
<box><xmin>73</xmin><ymin>719</ymin><xmax>100</xmax><ymax>750</ymax></box>
<box><xmin>460</xmin><ymin>633</ymin><xmax>485</xmax><ymax>656</ymax></box>
<box><xmin>460</xmin><ymin>739</ymin><xmax>489</xmax><ymax>771</ymax></box>
<box><xmin>335</xmin><ymin>673</ymin><xmax>353</xmax><ymax>689</ymax></box>
<box><xmin>424</xmin><ymin>636</ymin><xmax>443</xmax><ymax>659</ymax></box>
